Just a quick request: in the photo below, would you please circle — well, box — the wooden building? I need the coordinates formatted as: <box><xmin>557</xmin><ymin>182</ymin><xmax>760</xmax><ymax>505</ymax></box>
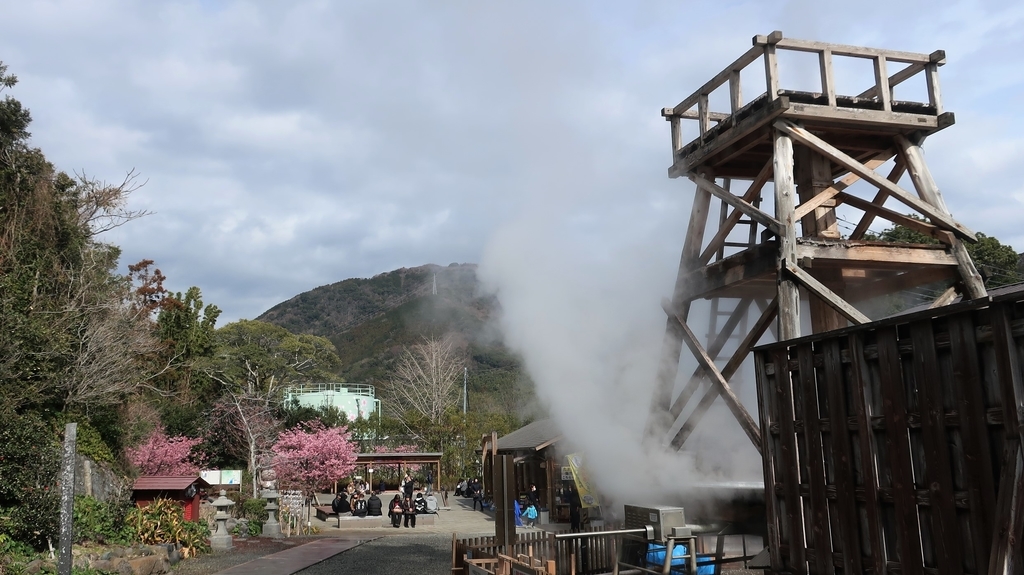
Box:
<box><xmin>132</xmin><ymin>476</ymin><xmax>211</xmax><ymax>522</ymax></box>
<box><xmin>482</xmin><ymin>420</ymin><xmax>568</xmax><ymax>521</ymax></box>
<box><xmin>646</xmin><ymin>31</ymin><xmax>988</xmax><ymax>459</ymax></box>
<box><xmin>754</xmin><ymin>285</ymin><xmax>1024</xmax><ymax>575</ymax></box>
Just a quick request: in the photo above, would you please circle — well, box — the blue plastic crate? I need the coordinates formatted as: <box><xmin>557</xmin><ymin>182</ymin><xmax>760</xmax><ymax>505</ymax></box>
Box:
<box><xmin>645</xmin><ymin>544</ymin><xmax>715</xmax><ymax>575</ymax></box>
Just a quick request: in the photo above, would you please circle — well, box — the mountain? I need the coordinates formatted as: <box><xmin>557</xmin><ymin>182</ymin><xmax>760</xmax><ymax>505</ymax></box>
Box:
<box><xmin>257</xmin><ymin>263</ymin><xmax>530</xmax><ymax>413</ymax></box>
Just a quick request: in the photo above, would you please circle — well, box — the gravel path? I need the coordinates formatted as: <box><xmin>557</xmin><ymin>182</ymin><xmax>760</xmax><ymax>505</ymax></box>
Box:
<box><xmin>295</xmin><ymin>534</ymin><xmax>452</xmax><ymax>575</ymax></box>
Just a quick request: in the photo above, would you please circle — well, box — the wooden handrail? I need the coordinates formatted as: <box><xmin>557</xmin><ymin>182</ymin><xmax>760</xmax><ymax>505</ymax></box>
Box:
<box><xmin>664</xmin><ymin>32</ymin><xmax>945</xmax><ymax>146</ymax></box>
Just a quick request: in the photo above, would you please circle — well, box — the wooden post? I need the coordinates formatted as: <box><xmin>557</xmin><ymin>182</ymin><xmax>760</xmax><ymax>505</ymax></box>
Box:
<box><xmin>773</xmin><ymin>129</ymin><xmax>800</xmax><ymax>341</ymax></box>
<box><xmin>645</xmin><ymin>173</ymin><xmax>713</xmax><ymax>441</ymax></box>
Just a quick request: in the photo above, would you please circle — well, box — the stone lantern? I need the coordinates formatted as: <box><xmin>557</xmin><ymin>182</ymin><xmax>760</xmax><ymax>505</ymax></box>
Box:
<box><xmin>210</xmin><ymin>490</ymin><xmax>235</xmax><ymax>551</ymax></box>
<box><xmin>260</xmin><ymin>468</ymin><xmax>282</xmax><ymax>538</ymax></box>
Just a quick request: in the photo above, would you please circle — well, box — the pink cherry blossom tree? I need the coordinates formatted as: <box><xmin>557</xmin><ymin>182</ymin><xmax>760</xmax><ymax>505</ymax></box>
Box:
<box><xmin>127</xmin><ymin>425</ymin><xmax>207</xmax><ymax>476</ymax></box>
<box><xmin>272</xmin><ymin>421</ymin><xmax>358</xmax><ymax>496</ymax></box>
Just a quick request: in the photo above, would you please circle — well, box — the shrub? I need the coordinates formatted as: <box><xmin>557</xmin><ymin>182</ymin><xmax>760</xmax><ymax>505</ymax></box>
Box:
<box><xmin>73</xmin><ymin>494</ymin><xmax>132</xmax><ymax>545</ymax></box>
<box><xmin>240</xmin><ymin>497</ymin><xmax>268</xmax><ymax>524</ymax></box>
<box><xmin>126</xmin><ymin>499</ymin><xmax>210</xmax><ymax>558</ymax></box>
<box><xmin>0</xmin><ymin>410</ymin><xmax>60</xmax><ymax>550</ymax></box>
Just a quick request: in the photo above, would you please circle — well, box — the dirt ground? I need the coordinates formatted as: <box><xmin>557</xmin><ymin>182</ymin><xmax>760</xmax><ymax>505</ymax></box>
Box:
<box><xmin>171</xmin><ymin>536</ymin><xmax>303</xmax><ymax>574</ymax></box>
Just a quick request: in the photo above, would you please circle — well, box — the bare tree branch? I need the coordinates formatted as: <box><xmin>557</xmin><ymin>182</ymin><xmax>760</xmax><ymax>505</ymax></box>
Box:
<box><xmin>387</xmin><ymin>335</ymin><xmax>465</xmax><ymax>426</ymax></box>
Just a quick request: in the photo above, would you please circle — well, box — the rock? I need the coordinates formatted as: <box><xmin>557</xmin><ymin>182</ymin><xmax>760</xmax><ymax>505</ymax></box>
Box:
<box><xmin>117</xmin><ymin>559</ymin><xmax>135</xmax><ymax>575</ymax></box>
<box><xmin>167</xmin><ymin>549</ymin><xmax>182</xmax><ymax>566</ymax></box>
<box><xmin>145</xmin><ymin>545</ymin><xmax>168</xmax><ymax>560</ymax></box>
<box><xmin>129</xmin><ymin>555</ymin><xmax>158</xmax><ymax>575</ymax></box>
<box><xmin>100</xmin><ymin>551</ymin><xmax>113</xmax><ymax>561</ymax></box>
<box><xmin>109</xmin><ymin>547</ymin><xmax>125</xmax><ymax>558</ymax></box>
<box><xmin>23</xmin><ymin>559</ymin><xmax>43</xmax><ymax>574</ymax></box>
<box><xmin>90</xmin><ymin>559</ymin><xmax>117</xmax><ymax>572</ymax></box>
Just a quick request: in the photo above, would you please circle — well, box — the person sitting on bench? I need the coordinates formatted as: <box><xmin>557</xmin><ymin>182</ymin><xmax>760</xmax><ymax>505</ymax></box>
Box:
<box><xmin>388</xmin><ymin>495</ymin><xmax>403</xmax><ymax>528</ymax></box>
<box><xmin>367</xmin><ymin>491</ymin><xmax>383</xmax><ymax>516</ymax></box>
<box><xmin>414</xmin><ymin>492</ymin><xmax>428</xmax><ymax>514</ymax></box>
<box><xmin>332</xmin><ymin>492</ymin><xmax>351</xmax><ymax>515</ymax></box>
<box><xmin>352</xmin><ymin>492</ymin><xmax>368</xmax><ymax>517</ymax></box>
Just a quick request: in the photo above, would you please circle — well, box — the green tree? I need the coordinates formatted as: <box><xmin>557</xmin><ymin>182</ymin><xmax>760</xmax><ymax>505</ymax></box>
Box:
<box><xmin>867</xmin><ymin>221</ymin><xmax>1021</xmax><ymax>287</ymax></box>
<box><xmin>206</xmin><ymin>320</ymin><xmax>342</xmax><ymax>494</ymax></box>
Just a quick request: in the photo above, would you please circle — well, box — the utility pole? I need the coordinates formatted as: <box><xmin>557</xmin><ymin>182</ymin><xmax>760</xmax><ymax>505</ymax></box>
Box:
<box><xmin>463</xmin><ymin>367</ymin><xmax>468</xmax><ymax>414</ymax></box>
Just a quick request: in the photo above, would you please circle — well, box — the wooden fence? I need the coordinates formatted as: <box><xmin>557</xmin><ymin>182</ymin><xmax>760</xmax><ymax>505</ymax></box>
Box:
<box><xmin>754</xmin><ymin>289</ymin><xmax>1024</xmax><ymax>575</ymax></box>
<box><xmin>452</xmin><ymin>526</ymin><xmax>619</xmax><ymax>575</ymax></box>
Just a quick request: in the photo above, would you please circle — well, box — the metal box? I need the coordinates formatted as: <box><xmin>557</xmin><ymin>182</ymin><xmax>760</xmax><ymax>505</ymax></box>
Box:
<box><xmin>623</xmin><ymin>505</ymin><xmax>686</xmax><ymax>543</ymax></box>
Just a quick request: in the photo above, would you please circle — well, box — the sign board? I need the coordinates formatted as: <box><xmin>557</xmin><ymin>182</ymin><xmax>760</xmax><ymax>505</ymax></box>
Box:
<box><xmin>200</xmin><ymin>470</ymin><xmax>221</xmax><ymax>485</ymax></box>
<box><xmin>220</xmin><ymin>470</ymin><xmax>242</xmax><ymax>485</ymax></box>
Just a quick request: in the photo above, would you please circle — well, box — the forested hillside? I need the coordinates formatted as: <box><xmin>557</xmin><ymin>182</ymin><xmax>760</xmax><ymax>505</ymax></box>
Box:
<box><xmin>257</xmin><ymin>263</ymin><xmax>534</xmax><ymax>415</ymax></box>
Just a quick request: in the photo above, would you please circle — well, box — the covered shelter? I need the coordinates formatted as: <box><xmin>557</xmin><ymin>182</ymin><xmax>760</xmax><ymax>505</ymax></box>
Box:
<box><xmin>483</xmin><ymin>419</ymin><xmax>567</xmax><ymax>521</ymax></box>
<box><xmin>132</xmin><ymin>476</ymin><xmax>211</xmax><ymax>522</ymax></box>
<box><xmin>354</xmin><ymin>452</ymin><xmax>442</xmax><ymax>492</ymax></box>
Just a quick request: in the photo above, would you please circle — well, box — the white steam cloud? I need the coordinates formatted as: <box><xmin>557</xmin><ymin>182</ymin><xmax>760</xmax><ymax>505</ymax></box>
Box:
<box><xmin>478</xmin><ymin>195</ymin><xmax>764</xmax><ymax>512</ymax></box>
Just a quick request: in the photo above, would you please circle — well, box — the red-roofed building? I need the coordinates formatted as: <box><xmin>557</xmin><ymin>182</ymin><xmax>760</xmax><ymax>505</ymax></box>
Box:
<box><xmin>132</xmin><ymin>476</ymin><xmax>211</xmax><ymax>522</ymax></box>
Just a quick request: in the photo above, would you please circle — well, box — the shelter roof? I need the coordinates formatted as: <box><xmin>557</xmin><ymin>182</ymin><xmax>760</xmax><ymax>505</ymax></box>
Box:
<box><xmin>133</xmin><ymin>476</ymin><xmax>211</xmax><ymax>491</ymax></box>
<box><xmin>496</xmin><ymin>419</ymin><xmax>562</xmax><ymax>452</ymax></box>
<box><xmin>355</xmin><ymin>452</ymin><xmax>442</xmax><ymax>464</ymax></box>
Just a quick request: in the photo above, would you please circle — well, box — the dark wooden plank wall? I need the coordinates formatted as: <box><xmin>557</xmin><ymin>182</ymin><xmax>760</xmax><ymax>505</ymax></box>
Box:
<box><xmin>754</xmin><ymin>296</ymin><xmax>1024</xmax><ymax>575</ymax></box>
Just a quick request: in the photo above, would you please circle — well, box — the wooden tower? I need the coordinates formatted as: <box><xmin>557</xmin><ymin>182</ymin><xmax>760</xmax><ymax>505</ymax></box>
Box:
<box><xmin>646</xmin><ymin>31</ymin><xmax>988</xmax><ymax>453</ymax></box>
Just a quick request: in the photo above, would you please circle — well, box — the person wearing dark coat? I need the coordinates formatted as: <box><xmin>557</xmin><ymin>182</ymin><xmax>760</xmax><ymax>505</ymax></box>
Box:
<box><xmin>332</xmin><ymin>492</ymin><xmax>351</xmax><ymax>515</ymax></box>
<box><xmin>379</xmin><ymin>479</ymin><xmax>386</xmax><ymax>493</ymax></box>
<box><xmin>388</xmin><ymin>495</ymin><xmax>403</xmax><ymax>528</ymax></box>
<box><xmin>402</xmin><ymin>496</ymin><xmax>417</xmax><ymax>528</ymax></box>
<box><xmin>565</xmin><ymin>484</ymin><xmax>582</xmax><ymax>532</ymax></box>
<box><xmin>403</xmin><ymin>476</ymin><xmax>415</xmax><ymax>499</ymax></box>
<box><xmin>367</xmin><ymin>492</ymin><xmax>383</xmax><ymax>516</ymax></box>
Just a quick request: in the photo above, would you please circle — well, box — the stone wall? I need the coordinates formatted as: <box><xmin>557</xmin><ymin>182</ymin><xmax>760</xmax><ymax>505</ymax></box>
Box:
<box><xmin>74</xmin><ymin>455</ymin><xmax>129</xmax><ymax>501</ymax></box>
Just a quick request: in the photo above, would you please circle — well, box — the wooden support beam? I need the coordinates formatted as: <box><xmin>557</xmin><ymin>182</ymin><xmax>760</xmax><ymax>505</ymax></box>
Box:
<box><xmin>700</xmin><ymin>161</ymin><xmax>773</xmax><ymax>265</ymax></box>
<box><xmin>926</xmin><ymin>62</ymin><xmax>943</xmax><ymax>114</ymax></box>
<box><xmin>850</xmin><ymin>157</ymin><xmax>907</xmax><ymax>240</ymax></box>
<box><xmin>929</xmin><ymin>285</ymin><xmax>958</xmax><ymax>308</ymax></box>
<box><xmin>668</xmin><ymin>299</ymin><xmax>754</xmax><ymax>420</ymax></box>
<box><xmin>783</xmin><ymin>259</ymin><xmax>871</xmax><ymax>324</ymax></box>
<box><xmin>794</xmin><ymin>242</ymin><xmax>957</xmax><ymax>268</ymax></box>
<box><xmin>819</xmin><ymin>48</ymin><xmax>836</xmax><ymax>107</ymax></box>
<box><xmin>774</xmin><ymin>119</ymin><xmax>977</xmax><ymax>241</ymax></box>
<box><xmin>896</xmin><ymin>133</ymin><xmax>987</xmax><ymax>299</ymax></box>
<box><xmin>646</xmin><ymin>175</ymin><xmax>714</xmax><ymax>440</ymax></box>
<box><xmin>835</xmin><ymin>191</ymin><xmax>947</xmax><ymax>241</ymax></box>
<box><xmin>793</xmin><ymin>155</ymin><xmax>889</xmax><ymax>221</ymax></box>
<box><xmin>873</xmin><ymin>56</ymin><xmax>892</xmax><ymax>111</ymax></box>
<box><xmin>663</xmin><ymin>300</ymin><xmax>764</xmax><ymax>453</ymax></box>
<box><xmin>774</xmin><ymin>129</ymin><xmax>800</xmax><ymax>341</ymax></box>
<box><xmin>729</xmin><ymin>69</ymin><xmax>742</xmax><ymax>112</ymax></box>
<box><xmin>668</xmin><ymin>299</ymin><xmax>778</xmax><ymax>448</ymax></box>
<box><xmin>688</xmin><ymin>172</ymin><xmax>782</xmax><ymax>237</ymax></box>
<box><xmin>764</xmin><ymin>43</ymin><xmax>780</xmax><ymax>99</ymax></box>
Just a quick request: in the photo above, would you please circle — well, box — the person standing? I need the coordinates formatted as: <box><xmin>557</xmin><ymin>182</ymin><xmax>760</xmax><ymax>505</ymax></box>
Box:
<box><xmin>403</xmin><ymin>474</ymin><xmax>415</xmax><ymax>500</ymax></box>
<box><xmin>402</xmin><ymin>496</ymin><xmax>417</xmax><ymax>528</ymax></box>
<box><xmin>525</xmin><ymin>484</ymin><xmax>540</xmax><ymax>527</ymax></box>
<box><xmin>379</xmin><ymin>478</ymin><xmax>386</xmax><ymax>493</ymax></box>
<box><xmin>566</xmin><ymin>484</ymin><xmax>582</xmax><ymax>532</ymax></box>
<box><xmin>471</xmin><ymin>479</ymin><xmax>483</xmax><ymax>511</ymax></box>
<box><xmin>425</xmin><ymin>469</ymin><xmax>433</xmax><ymax>494</ymax></box>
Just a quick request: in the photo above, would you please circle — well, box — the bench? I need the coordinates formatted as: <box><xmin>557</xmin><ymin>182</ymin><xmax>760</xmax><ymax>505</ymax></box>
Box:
<box><xmin>313</xmin><ymin>506</ymin><xmax>435</xmax><ymax>527</ymax></box>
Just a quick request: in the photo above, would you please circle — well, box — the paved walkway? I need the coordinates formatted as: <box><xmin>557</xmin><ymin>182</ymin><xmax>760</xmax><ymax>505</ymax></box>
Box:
<box><xmin>212</xmin><ymin>493</ymin><xmax>514</xmax><ymax>575</ymax></box>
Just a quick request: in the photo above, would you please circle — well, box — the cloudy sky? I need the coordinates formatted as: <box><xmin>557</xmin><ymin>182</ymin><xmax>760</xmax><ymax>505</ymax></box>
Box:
<box><xmin>2</xmin><ymin>0</ymin><xmax>1023</xmax><ymax>323</ymax></box>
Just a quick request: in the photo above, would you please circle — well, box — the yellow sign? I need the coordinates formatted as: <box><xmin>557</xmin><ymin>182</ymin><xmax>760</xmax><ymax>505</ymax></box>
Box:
<box><xmin>565</xmin><ymin>453</ymin><xmax>600</xmax><ymax>508</ymax></box>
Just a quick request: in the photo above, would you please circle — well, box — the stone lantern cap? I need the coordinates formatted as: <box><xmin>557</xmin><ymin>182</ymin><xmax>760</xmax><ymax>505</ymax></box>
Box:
<box><xmin>211</xmin><ymin>490</ymin><xmax>234</xmax><ymax>511</ymax></box>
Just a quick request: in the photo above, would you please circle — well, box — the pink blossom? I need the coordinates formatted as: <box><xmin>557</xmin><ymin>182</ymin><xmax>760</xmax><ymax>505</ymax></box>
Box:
<box><xmin>127</xmin><ymin>426</ymin><xmax>207</xmax><ymax>476</ymax></box>
<box><xmin>272</xmin><ymin>421</ymin><xmax>358</xmax><ymax>495</ymax></box>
